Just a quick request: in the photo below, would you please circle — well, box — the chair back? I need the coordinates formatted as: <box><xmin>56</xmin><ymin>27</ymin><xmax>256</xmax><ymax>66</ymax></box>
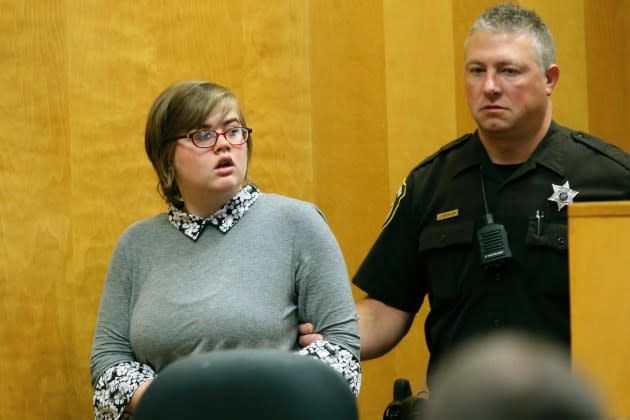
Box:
<box><xmin>135</xmin><ymin>349</ymin><xmax>358</xmax><ymax>420</ymax></box>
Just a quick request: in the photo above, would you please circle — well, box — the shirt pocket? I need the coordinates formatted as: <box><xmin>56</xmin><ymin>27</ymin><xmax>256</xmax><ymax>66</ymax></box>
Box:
<box><xmin>418</xmin><ymin>221</ymin><xmax>476</xmax><ymax>300</ymax></box>
<box><xmin>525</xmin><ymin>221</ymin><xmax>568</xmax><ymax>297</ymax></box>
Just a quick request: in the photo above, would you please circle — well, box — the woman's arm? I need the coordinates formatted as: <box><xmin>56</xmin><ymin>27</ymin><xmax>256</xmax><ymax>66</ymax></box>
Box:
<box><xmin>93</xmin><ymin>361</ymin><xmax>155</xmax><ymax>419</ymax></box>
<box><xmin>293</xmin><ymin>204</ymin><xmax>361</xmax><ymax>395</ymax></box>
<box><xmin>296</xmin><ymin>340</ymin><xmax>361</xmax><ymax>396</ymax></box>
<box><xmin>90</xmin><ymin>230</ymin><xmax>153</xmax><ymax>418</ymax></box>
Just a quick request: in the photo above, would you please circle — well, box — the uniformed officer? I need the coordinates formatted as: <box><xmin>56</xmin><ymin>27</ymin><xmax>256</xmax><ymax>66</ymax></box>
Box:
<box><xmin>300</xmin><ymin>2</ymin><xmax>630</xmax><ymax>387</ymax></box>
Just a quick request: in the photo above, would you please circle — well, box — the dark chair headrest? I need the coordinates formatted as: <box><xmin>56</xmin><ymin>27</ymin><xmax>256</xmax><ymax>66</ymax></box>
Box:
<box><xmin>135</xmin><ymin>349</ymin><xmax>358</xmax><ymax>420</ymax></box>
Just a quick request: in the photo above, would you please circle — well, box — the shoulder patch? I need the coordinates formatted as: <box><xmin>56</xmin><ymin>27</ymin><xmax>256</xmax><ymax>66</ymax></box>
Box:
<box><xmin>382</xmin><ymin>179</ymin><xmax>407</xmax><ymax>229</ymax></box>
<box><xmin>413</xmin><ymin>133</ymin><xmax>474</xmax><ymax>171</ymax></box>
<box><xmin>571</xmin><ymin>131</ymin><xmax>630</xmax><ymax>171</ymax></box>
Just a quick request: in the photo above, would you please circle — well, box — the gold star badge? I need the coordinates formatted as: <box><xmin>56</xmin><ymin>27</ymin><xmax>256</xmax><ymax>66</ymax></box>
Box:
<box><xmin>548</xmin><ymin>181</ymin><xmax>579</xmax><ymax>211</ymax></box>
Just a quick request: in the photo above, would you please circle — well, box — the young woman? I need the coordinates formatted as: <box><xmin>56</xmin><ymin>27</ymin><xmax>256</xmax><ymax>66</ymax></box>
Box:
<box><xmin>89</xmin><ymin>81</ymin><xmax>360</xmax><ymax>419</ymax></box>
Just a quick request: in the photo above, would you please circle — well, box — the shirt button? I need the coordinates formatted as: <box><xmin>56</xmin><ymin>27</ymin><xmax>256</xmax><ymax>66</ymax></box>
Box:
<box><xmin>493</xmin><ymin>319</ymin><xmax>501</xmax><ymax>327</ymax></box>
<box><xmin>557</xmin><ymin>236</ymin><xmax>567</xmax><ymax>246</ymax></box>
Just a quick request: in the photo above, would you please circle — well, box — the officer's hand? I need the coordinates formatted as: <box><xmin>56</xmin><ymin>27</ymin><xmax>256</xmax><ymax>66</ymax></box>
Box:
<box><xmin>298</xmin><ymin>322</ymin><xmax>324</xmax><ymax>347</ymax></box>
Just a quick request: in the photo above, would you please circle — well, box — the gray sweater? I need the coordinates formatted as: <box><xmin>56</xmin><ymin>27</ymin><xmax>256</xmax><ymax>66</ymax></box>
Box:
<box><xmin>90</xmin><ymin>193</ymin><xmax>359</xmax><ymax>386</ymax></box>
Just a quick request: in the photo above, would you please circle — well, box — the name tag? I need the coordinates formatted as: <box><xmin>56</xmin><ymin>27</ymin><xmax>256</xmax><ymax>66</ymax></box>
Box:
<box><xmin>436</xmin><ymin>209</ymin><xmax>459</xmax><ymax>221</ymax></box>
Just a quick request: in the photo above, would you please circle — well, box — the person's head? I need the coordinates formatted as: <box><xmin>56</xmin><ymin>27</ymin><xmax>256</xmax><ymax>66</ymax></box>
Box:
<box><xmin>145</xmin><ymin>81</ymin><xmax>252</xmax><ymax>210</ymax></box>
<box><xmin>463</xmin><ymin>3</ymin><xmax>560</xmax><ymax>142</ymax></box>
<box><xmin>424</xmin><ymin>332</ymin><xmax>605</xmax><ymax>420</ymax></box>
<box><xmin>466</xmin><ymin>3</ymin><xmax>556</xmax><ymax>73</ymax></box>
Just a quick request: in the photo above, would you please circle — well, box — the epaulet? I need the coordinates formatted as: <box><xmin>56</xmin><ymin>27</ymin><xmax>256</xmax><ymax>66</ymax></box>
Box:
<box><xmin>413</xmin><ymin>133</ymin><xmax>474</xmax><ymax>171</ymax></box>
<box><xmin>571</xmin><ymin>130</ymin><xmax>630</xmax><ymax>171</ymax></box>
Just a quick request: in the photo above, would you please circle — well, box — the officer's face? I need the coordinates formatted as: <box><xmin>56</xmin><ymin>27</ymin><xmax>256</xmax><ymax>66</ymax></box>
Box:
<box><xmin>464</xmin><ymin>31</ymin><xmax>556</xmax><ymax>140</ymax></box>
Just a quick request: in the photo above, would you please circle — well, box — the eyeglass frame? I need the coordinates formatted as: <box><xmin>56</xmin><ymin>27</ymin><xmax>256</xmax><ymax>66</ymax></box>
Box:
<box><xmin>164</xmin><ymin>126</ymin><xmax>252</xmax><ymax>148</ymax></box>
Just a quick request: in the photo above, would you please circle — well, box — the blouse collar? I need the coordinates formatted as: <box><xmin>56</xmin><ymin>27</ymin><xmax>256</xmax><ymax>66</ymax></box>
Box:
<box><xmin>168</xmin><ymin>183</ymin><xmax>260</xmax><ymax>241</ymax></box>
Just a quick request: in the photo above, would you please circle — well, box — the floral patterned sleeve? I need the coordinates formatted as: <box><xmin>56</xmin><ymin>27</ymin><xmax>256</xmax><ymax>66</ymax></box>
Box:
<box><xmin>93</xmin><ymin>361</ymin><xmax>156</xmax><ymax>420</ymax></box>
<box><xmin>297</xmin><ymin>340</ymin><xmax>361</xmax><ymax>397</ymax></box>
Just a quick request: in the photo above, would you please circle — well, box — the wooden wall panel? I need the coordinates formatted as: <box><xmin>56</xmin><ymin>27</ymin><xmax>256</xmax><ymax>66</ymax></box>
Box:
<box><xmin>585</xmin><ymin>0</ymin><xmax>630</xmax><ymax>150</ymax></box>
<box><xmin>363</xmin><ymin>1</ymin><xmax>460</xmax><ymax>417</ymax></box>
<box><xmin>66</xmin><ymin>3</ymin><xmax>165</xmax><ymax>417</ymax></box>
<box><xmin>384</xmin><ymin>1</ymin><xmax>459</xmax><ymax>192</ymax></box>
<box><xmin>1</xmin><ymin>1</ymin><xmax>628</xmax><ymax>419</ymax></box>
<box><xmin>0</xmin><ymin>1</ymin><xmax>74</xmax><ymax>417</ymax></box>
<box><xmin>309</xmin><ymin>0</ymin><xmax>389</xmax><ymax>270</ymax></box>
<box><xmin>526</xmin><ymin>0</ymin><xmax>589</xmax><ymax>131</ymax></box>
<box><xmin>242</xmin><ymin>1</ymin><xmax>313</xmax><ymax>200</ymax></box>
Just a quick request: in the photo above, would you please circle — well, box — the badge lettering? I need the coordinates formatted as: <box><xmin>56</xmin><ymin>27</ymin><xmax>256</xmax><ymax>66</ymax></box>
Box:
<box><xmin>436</xmin><ymin>209</ymin><xmax>459</xmax><ymax>221</ymax></box>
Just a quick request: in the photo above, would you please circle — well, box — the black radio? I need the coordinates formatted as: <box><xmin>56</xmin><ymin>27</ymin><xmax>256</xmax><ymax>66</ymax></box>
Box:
<box><xmin>477</xmin><ymin>169</ymin><xmax>512</xmax><ymax>268</ymax></box>
<box><xmin>383</xmin><ymin>378</ymin><xmax>427</xmax><ymax>420</ymax></box>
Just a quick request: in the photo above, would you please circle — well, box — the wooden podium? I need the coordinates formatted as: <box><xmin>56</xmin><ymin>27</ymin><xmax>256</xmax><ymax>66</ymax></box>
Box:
<box><xmin>569</xmin><ymin>201</ymin><xmax>630</xmax><ymax>418</ymax></box>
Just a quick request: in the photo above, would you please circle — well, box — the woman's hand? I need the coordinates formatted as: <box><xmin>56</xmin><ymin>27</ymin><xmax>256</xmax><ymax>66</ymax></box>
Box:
<box><xmin>125</xmin><ymin>379</ymin><xmax>153</xmax><ymax>415</ymax></box>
